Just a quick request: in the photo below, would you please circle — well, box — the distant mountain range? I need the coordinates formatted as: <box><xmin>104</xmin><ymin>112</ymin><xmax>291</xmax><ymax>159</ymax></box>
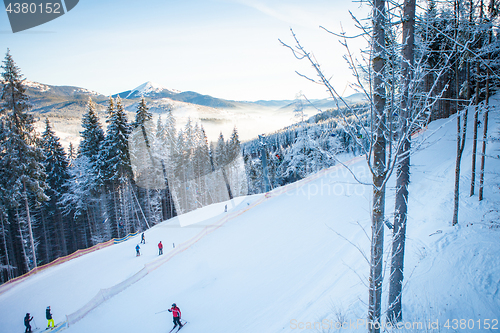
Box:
<box><xmin>275</xmin><ymin>93</ymin><xmax>367</xmax><ymax>112</ymax></box>
<box><xmin>249</xmin><ymin>93</ymin><xmax>366</xmax><ymax>110</ymax></box>
<box><xmin>23</xmin><ymin>80</ymin><xmax>108</xmax><ymax>116</ymax></box>
<box><xmin>23</xmin><ymin>80</ymin><xmax>367</xmax><ymax>117</ymax></box>
<box><xmin>112</xmin><ymin>81</ymin><xmax>235</xmax><ymax>109</ymax></box>
<box><xmin>19</xmin><ymin>80</ymin><xmax>368</xmax><ymax>148</ymax></box>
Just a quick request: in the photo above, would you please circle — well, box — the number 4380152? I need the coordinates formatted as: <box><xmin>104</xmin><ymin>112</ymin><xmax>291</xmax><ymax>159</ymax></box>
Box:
<box><xmin>444</xmin><ymin>319</ymin><xmax>498</xmax><ymax>330</ymax></box>
<box><xmin>5</xmin><ymin>2</ymin><xmax>62</xmax><ymax>14</ymax></box>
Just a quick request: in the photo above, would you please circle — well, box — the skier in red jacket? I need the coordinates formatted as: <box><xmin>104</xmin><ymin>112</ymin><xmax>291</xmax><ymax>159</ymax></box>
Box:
<box><xmin>158</xmin><ymin>241</ymin><xmax>163</xmax><ymax>255</ymax></box>
<box><xmin>168</xmin><ymin>303</ymin><xmax>183</xmax><ymax>330</ymax></box>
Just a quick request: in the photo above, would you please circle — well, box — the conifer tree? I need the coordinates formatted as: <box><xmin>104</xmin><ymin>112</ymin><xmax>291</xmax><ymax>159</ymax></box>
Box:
<box><xmin>99</xmin><ymin>97</ymin><xmax>133</xmax><ymax>238</ymax></box>
<box><xmin>61</xmin><ymin>98</ymin><xmax>105</xmax><ymax>247</ymax></box>
<box><xmin>0</xmin><ymin>49</ymin><xmax>47</xmax><ymax>273</ymax></box>
<box><xmin>79</xmin><ymin>98</ymin><xmax>105</xmax><ymax>167</ymax></box>
<box><xmin>68</xmin><ymin>142</ymin><xmax>76</xmax><ymax>167</ymax></box>
<box><xmin>214</xmin><ymin>133</ymin><xmax>233</xmax><ymax>200</ymax></box>
<box><xmin>154</xmin><ymin>111</ymin><xmax>177</xmax><ymax>219</ymax></box>
<box><xmin>130</xmin><ymin>98</ymin><xmax>160</xmax><ymax>226</ymax></box>
<box><xmin>190</xmin><ymin>124</ymin><xmax>212</xmax><ymax>207</ymax></box>
<box><xmin>41</xmin><ymin>118</ymin><xmax>72</xmax><ymax>258</ymax></box>
<box><xmin>100</xmin><ymin>96</ymin><xmax>132</xmax><ymax>185</ymax></box>
<box><xmin>133</xmin><ymin>98</ymin><xmax>152</xmax><ymax>129</ymax></box>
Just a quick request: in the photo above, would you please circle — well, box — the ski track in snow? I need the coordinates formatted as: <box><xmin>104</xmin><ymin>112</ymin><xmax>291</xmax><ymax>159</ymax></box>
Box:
<box><xmin>1</xmin><ymin>96</ymin><xmax>500</xmax><ymax>332</ymax></box>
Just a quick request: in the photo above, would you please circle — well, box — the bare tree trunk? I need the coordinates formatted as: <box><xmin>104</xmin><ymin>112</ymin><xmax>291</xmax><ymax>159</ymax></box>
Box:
<box><xmin>388</xmin><ymin>0</ymin><xmax>415</xmax><ymax>323</ymax></box>
<box><xmin>221</xmin><ymin>166</ymin><xmax>234</xmax><ymax>199</ymax></box>
<box><xmin>478</xmin><ymin>5</ymin><xmax>493</xmax><ymax>201</ymax></box>
<box><xmin>40</xmin><ymin>208</ymin><xmax>50</xmax><ymax>263</ymax></box>
<box><xmin>452</xmin><ymin>98</ymin><xmax>467</xmax><ymax>226</ymax></box>
<box><xmin>470</xmin><ymin>62</ymin><xmax>480</xmax><ymax>196</ymax></box>
<box><xmin>86</xmin><ymin>209</ymin><xmax>93</xmax><ymax>247</ymax></box>
<box><xmin>470</xmin><ymin>0</ymin><xmax>483</xmax><ymax>197</ymax></box>
<box><xmin>368</xmin><ymin>0</ymin><xmax>387</xmax><ymax>331</ymax></box>
<box><xmin>17</xmin><ymin>210</ymin><xmax>30</xmax><ymax>272</ymax></box>
<box><xmin>22</xmin><ymin>180</ymin><xmax>37</xmax><ymax>269</ymax></box>
<box><xmin>452</xmin><ymin>0</ymin><xmax>468</xmax><ymax>226</ymax></box>
<box><xmin>56</xmin><ymin>207</ymin><xmax>68</xmax><ymax>256</ymax></box>
<box><xmin>1</xmin><ymin>213</ymin><xmax>13</xmax><ymax>280</ymax></box>
<box><xmin>478</xmin><ymin>73</ymin><xmax>489</xmax><ymax>201</ymax></box>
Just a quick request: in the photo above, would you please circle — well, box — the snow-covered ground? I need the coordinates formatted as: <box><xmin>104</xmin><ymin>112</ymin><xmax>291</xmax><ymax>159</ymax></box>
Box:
<box><xmin>2</xmin><ymin>96</ymin><xmax>500</xmax><ymax>333</ymax></box>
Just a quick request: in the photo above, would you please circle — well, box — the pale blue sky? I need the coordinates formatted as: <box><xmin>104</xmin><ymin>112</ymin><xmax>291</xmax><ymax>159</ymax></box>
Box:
<box><xmin>1</xmin><ymin>0</ymin><xmax>368</xmax><ymax>101</ymax></box>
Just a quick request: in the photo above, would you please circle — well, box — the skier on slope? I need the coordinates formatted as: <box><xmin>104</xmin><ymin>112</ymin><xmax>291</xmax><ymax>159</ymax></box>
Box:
<box><xmin>136</xmin><ymin>244</ymin><xmax>141</xmax><ymax>256</ymax></box>
<box><xmin>24</xmin><ymin>313</ymin><xmax>33</xmax><ymax>333</ymax></box>
<box><xmin>46</xmin><ymin>306</ymin><xmax>54</xmax><ymax>328</ymax></box>
<box><xmin>168</xmin><ymin>303</ymin><xmax>183</xmax><ymax>330</ymax></box>
<box><xmin>141</xmin><ymin>232</ymin><xmax>145</xmax><ymax>244</ymax></box>
<box><xmin>158</xmin><ymin>241</ymin><xmax>163</xmax><ymax>255</ymax></box>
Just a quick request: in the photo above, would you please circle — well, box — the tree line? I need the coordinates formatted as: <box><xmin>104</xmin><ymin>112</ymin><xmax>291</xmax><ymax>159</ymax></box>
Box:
<box><xmin>0</xmin><ymin>50</ymin><xmax>245</xmax><ymax>283</ymax></box>
<box><xmin>0</xmin><ymin>46</ymin><xmax>366</xmax><ymax>284</ymax></box>
<box><xmin>280</xmin><ymin>0</ymin><xmax>499</xmax><ymax>329</ymax></box>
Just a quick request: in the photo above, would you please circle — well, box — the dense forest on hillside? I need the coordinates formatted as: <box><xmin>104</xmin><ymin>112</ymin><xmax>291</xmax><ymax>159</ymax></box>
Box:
<box><xmin>1</xmin><ymin>0</ymin><xmax>500</xmax><ymax>287</ymax></box>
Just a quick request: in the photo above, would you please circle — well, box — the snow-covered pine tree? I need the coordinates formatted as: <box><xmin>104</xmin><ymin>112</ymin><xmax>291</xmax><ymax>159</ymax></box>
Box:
<box><xmin>226</xmin><ymin>127</ymin><xmax>247</xmax><ymax>197</ymax></box>
<box><xmin>68</xmin><ymin>142</ymin><xmax>76</xmax><ymax>167</ymax></box>
<box><xmin>163</xmin><ymin>106</ymin><xmax>177</xmax><ymax>164</ymax></box>
<box><xmin>0</xmin><ymin>49</ymin><xmax>48</xmax><ymax>274</ymax></box>
<box><xmin>133</xmin><ymin>97</ymin><xmax>153</xmax><ymax>129</ymax></box>
<box><xmin>61</xmin><ymin>98</ymin><xmax>106</xmax><ymax>246</ymax></box>
<box><xmin>161</xmin><ymin>107</ymin><xmax>177</xmax><ymax>216</ymax></box>
<box><xmin>99</xmin><ymin>97</ymin><xmax>133</xmax><ymax>238</ymax></box>
<box><xmin>214</xmin><ymin>132</ymin><xmax>233</xmax><ymax>200</ymax></box>
<box><xmin>278</xmin><ymin>125</ymin><xmax>334</xmax><ymax>182</ymax></box>
<box><xmin>191</xmin><ymin>125</ymin><xmax>213</xmax><ymax>207</ymax></box>
<box><xmin>130</xmin><ymin>97</ymin><xmax>158</xmax><ymax>227</ymax></box>
<box><xmin>171</xmin><ymin>129</ymin><xmax>188</xmax><ymax>213</ymax></box>
<box><xmin>154</xmin><ymin>115</ymin><xmax>176</xmax><ymax>220</ymax></box>
<box><xmin>40</xmin><ymin>119</ymin><xmax>72</xmax><ymax>261</ymax></box>
<box><xmin>79</xmin><ymin>98</ymin><xmax>105</xmax><ymax>171</ymax></box>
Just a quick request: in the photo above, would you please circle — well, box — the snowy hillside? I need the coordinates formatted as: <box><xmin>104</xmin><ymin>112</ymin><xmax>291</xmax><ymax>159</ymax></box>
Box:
<box><xmin>1</xmin><ymin>97</ymin><xmax>500</xmax><ymax>333</ymax></box>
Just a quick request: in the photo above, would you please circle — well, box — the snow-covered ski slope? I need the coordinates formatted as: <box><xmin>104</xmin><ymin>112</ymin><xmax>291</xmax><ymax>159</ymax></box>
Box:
<box><xmin>2</xmin><ymin>96</ymin><xmax>500</xmax><ymax>333</ymax></box>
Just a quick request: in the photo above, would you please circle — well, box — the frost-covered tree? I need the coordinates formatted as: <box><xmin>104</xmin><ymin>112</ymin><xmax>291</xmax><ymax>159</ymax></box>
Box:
<box><xmin>130</xmin><ymin>98</ymin><xmax>160</xmax><ymax>226</ymax></box>
<box><xmin>40</xmin><ymin>119</ymin><xmax>72</xmax><ymax>260</ymax></box>
<box><xmin>388</xmin><ymin>0</ymin><xmax>416</xmax><ymax>322</ymax></box>
<box><xmin>61</xmin><ymin>98</ymin><xmax>106</xmax><ymax>247</ymax></box>
<box><xmin>68</xmin><ymin>142</ymin><xmax>76</xmax><ymax>167</ymax></box>
<box><xmin>193</xmin><ymin>125</ymin><xmax>213</xmax><ymax>206</ymax></box>
<box><xmin>133</xmin><ymin>97</ymin><xmax>152</xmax><ymax>129</ymax></box>
<box><xmin>214</xmin><ymin>132</ymin><xmax>233</xmax><ymax>200</ymax></box>
<box><xmin>0</xmin><ymin>49</ymin><xmax>47</xmax><ymax>273</ymax></box>
<box><xmin>79</xmin><ymin>98</ymin><xmax>105</xmax><ymax>164</ymax></box>
<box><xmin>154</xmin><ymin>115</ymin><xmax>177</xmax><ymax>220</ymax></box>
<box><xmin>99</xmin><ymin>97</ymin><xmax>133</xmax><ymax>238</ymax></box>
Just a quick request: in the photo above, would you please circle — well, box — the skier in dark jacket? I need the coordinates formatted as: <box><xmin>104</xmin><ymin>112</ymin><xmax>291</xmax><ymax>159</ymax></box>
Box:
<box><xmin>168</xmin><ymin>303</ymin><xmax>183</xmax><ymax>330</ymax></box>
<box><xmin>24</xmin><ymin>313</ymin><xmax>33</xmax><ymax>333</ymax></box>
<box><xmin>46</xmin><ymin>306</ymin><xmax>54</xmax><ymax>328</ymax></box>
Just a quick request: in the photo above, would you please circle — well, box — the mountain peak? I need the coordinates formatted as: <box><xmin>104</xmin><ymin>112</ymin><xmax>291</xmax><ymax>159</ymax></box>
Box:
<box><xmin>127</xmin><ymin>81</ymin><xmax>180</xmax><ymax>98</ymax></box>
